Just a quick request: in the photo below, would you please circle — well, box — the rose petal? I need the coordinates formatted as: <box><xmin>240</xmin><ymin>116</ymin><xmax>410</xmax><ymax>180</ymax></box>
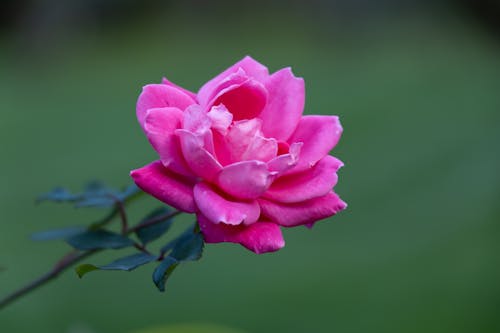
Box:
<box><xmin>241</xmin><ymin>135</ymin><xmax>277</xmax><ymax>162</ymax></box>
<box><xmin>182</xmin><ymin>105</ymin><xmax>215</xmax><ymax>153</ymax></box>
<box><xmin>194</xmin><ymin>182</ymin><xmax>260</xmax><ymax>226</ymax></box>
<box><xmin>286</xmin><ymin>115</ymin><xmax>343</xmax><ymax>174</ymax></box>
<box><xmin>198</xmin><ymin>56</ymin><xmax>269</xmax><ymax>106</ymax></box>
<box><xmin>130</xmin><ymin>161</ymin><xmax>196</xmax><ymax>213</ymax></box>
<box><xmin>267</xmin><ymin>142</ymin><xmax>302</xmax><ymax>174</ymax></box>
<box><xmin>200</xmin><ymin>68</ymin><xmax>248</xmax><ymax>106</ymax></box>
<box><xmin>136</xmin><ymin>84</ymin><xmax>195</xmax><ymax>127</ymax></box>
<box><xmin>211</xmin><ymin>131</ymin><xmax>233</xmax><ymax>167</ymax></box>
<box><xmin>217</xmin><ymin>160</ymin><xmax>275</xmax><ymax>200</ymax></box>
<box><xmin>176</xmin><ymin>129</ymin><xmax>222</xmax><ymax>181</ymax></box>
<box><xmin>143</xmin><ymin>108</ymin><xmax>194</xmax><ymax>177</ymax></box>
<box><xmin>198</xmin><ymin>214</ymin><xmax>284</xmax><ymax>254</ymax></box>
<box><xmin>210</xmin><ymin>78</ymin><xmax>268</xmax><ymax>121</ymax></box>
<box><xmin>213</xmin><ymin>118</ymin><xmax>278</xmax><ymax>163</ymax></box>
<box><xmin>258</xmin><ymin>192</ymin><xmax>347</xmax><ymax>227</ymax></box>
<box><xmin>212</xmin><ymin>119</ymin><xmax>262</xmax><ymax>165</ymax></box>
<box><xmin>259</xmin><ymin>68</ymin><xmax>305</xmax><ymax>141</ymax></box>
<box><xmin>162</xmin><ymin>77</ymin><xmax>197</xmax><ymax>100</ymax></box>
<box><xmin>144</xmin><ymin>107</ymin><xmax>183</xmax><ymax>135</ymax></box>
<box><xmin>263</xmin><ymin>155</ymin><xmax>343</xmax><ymax>203</ymax></box>
<box><xmin>207</xmin><ymin>104</ymin><xmax>233</xmax><ymax>135</ymax></box>
<box><xmin>183</xmin><ymin>105</ymin><xmax>212</xmax><ymax>135</ymax></box>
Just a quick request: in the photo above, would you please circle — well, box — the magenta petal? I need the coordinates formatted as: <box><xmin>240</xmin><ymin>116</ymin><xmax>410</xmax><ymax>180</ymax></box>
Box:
<box><xmin>143</xmin><ymin>108</ymin><xmax>193</xmax><ymax>177</ymax></box>
<box><xmin>267</xmin><ymin>142</ymin><xmax>302</xmax><ymax>175</ymax></box>
<box><xmin>224</xmin><ymin>119</ymin><xmax>262</xmax><ymax>162</ymax></box>
<box><xmin>258</xmin><ymin>192</ymin><xmax>347</xmax><ymax>227</ymax></box>
<box><xmin>182</xmin><ymin>105</ymin><xmax>212</xmax><ymax>135</ymax></box>
<box><xmin>242</xmin><ymin>135</ymin><xmax>277</xmax><ymax>162</ymax></box>
<box><xmin>217</xmin><ymin>160</ymin><xmax>275</xmax><ymax>200</ymax></box>
<box><xmin>207</xmin><ymin>104</ymin><xmax>233</xmax><ymax>135</ymax></box>
<box><xmin>162</xmin><ymin>77</ymin><xmax>197</xmax><ymax>100</ymax></box>
<box><xmin>216</xmin><ymin>118</ymin><xmax>277</xmax><ymax>163</ymax></box>
<box><xmin>198</xmin><ymin>56</ymin><xmax>269</xmax><ymax>106</ymax></box>
<box><xmin>182</xmin><ymin>105</ymin><xmax>217</xmax><ymax>155</ymax></box>
<box><xmin>144</xmin><ymin>107</ymin><xmax>183</xmax><ymax>134</ymax></box>
<box><xmin>176</xmin><ymin>129</ymin><xmax>222</xmax><ymax>181</ymax></box>
<box><xmin>260</xmin><ymin>68</ymin><xmax>305</xmax><ymax>141</ymax></box>
<box><xmin>136</xmin><ymin>84</ymin><xmax>195</xmax><ymax>127</ymax></box>
<box><xmin>263</xmin><ymin>155</ymin><xmax>343</xmax><ymax>203</ymax></box>
<box><xmin>211</xmin><ymin>78</ymin><xmax>268</xmax><ymax>121</ymax></box>
<box><xmin>215</xmin><ymin>118</ymin><xmax>275</xmax><ymax>165</ymax></box>
<box><xmin>130</xmin><ymin>161</ymin><xmax>196</xmax><ymax>213</ymax></box>
<box><xmin>287</xmin><ymin>115</ymin><xmax>343</xmax><ymax>173</ymax></box>
<box><xmin>194</xmin><ymin>182</ymin><xmax>260</xmax><ymax>226</ymax></box>
<box><xmin>198</xmin><ymin>214</ymin><xmax>285</xmax><ymax>254</ymax></box>
<box><xmin>200</xmin><ymin>68</ymin><xmax>248</xmax><ymax>106</ymax></box>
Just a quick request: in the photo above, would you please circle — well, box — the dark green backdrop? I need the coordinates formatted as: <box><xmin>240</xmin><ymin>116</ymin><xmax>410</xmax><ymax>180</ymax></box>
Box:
<box><xmin>1</xmin><ymin>2</ymin><xmax>499</xmax><ymax>332</ymax></box>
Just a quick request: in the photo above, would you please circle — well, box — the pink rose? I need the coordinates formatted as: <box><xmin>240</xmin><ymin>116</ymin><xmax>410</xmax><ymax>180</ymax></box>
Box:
<box><xmin>131</xmin><ymin>56</ymin><xmax>346</xmax><ymax>254</ymax></box>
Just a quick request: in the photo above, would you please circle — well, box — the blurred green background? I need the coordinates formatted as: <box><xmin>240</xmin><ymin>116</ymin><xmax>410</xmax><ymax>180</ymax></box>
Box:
<box><xmin>1</xmin><ymin>1</ymin><xmax>499</xmax><ymax>332</ymax></box>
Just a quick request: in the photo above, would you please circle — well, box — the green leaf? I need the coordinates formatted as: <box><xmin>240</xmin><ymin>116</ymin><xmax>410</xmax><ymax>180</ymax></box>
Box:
<box><xmin>37</xmin><ymin>187</ymin><xmax>80</xmax><ymax>203</ymax></box>
<box><xmin>76</xmin><ymin>253</ymin><xmax>157</xmax><ymax>278</ymax></box>
<box><xmin>160</xmin><ymin>225</ymin><xmax>204</xmax><ymax>262</ymax></box>
<box><xmin>74</xmin><ymin>180</ymin><xmax>116</xmax><ymax>208</ymax></box>
<box><xmin>135</xmin><ymin>207</ymin><xmax>173</xmax><ymax>244</ymax></box>
<box><xmin>37</xmin><ymin>181</ymin><xmax>142</xmax><ymax>209</ymax></box>
<box><xmin>77</xmin><ymin>181</ymin><xmax>141</xmax><ymax>208</ymax></box>
<box><xmin>151</xmin><ymin>226</ymin><xmax>204</xmax><ymax>292</ymax></box>
<box><xmin>99</xmin><ymin>253</ymin><xmax>157</xmax><ymax>270</ymax></box>
<box><xmin>75</xmin><ymin>264</ymin><xmax>99</xmax><ymax>278</ymax></box>
<box><xmin>117</xmin><ymin>184</ymin><xmax>141</xmax><ymax>202</ymax></box>
<box><xmin>152</xmin><ymin>256</ymin><xmax>179</xmax><ymax>292</ymax></box>
<box><xmin>74</xmin><ymin>196</ymin><xmax>116</xmax><ymax>208</ymax></box>
<box><xmin>170</xmin><ymin>231</ymin><xmax>204</xmax><ymax>262</ymax></box>
<box><xmin>67</xmin><ymin>230</ymin><xmax>134</xmax><ymax>250</ymax></box>
<box><xmin>31</xmin><ymin>226</ymin><xmax>86</xmax><ymax>241</ymax></box>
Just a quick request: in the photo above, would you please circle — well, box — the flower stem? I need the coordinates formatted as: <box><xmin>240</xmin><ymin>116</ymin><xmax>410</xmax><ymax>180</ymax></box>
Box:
<box><xmin>0</xmin><ymin>250</ymin><xmax>96</xmax><ymax>310</ymax></box>
<box><xmin>128</xmin><ymin>210</ymin><xmax>182</xmax><ymax>233</ymax></box>
<box><xmin>0</xmin><ymin>209</ymin><xmax>182</xmax><ymax>310</ymax></box>
<box><xmin>116</xmin><ymin>198</ymin><xmax>129</xmax><ymax>234</ymax></box>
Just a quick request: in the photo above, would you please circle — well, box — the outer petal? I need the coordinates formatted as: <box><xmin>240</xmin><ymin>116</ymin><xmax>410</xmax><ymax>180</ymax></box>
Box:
<box><xmin>130</xmin><ymin>161</ymin><xmax>196</xmax><ymax>213</ymax></box>
<box><xmin>217</xmin><ymin>160</ymin><xmax>275</xmax><ymax>200</ymax></box>
<box><xmin>198</xmin><ymin>56</ymin><xmax>269</xmax><ymax>106</ymax></box>
<box><xmin>162</xmin><ymin>77</ymin><xmax>197</xmax><ymax>100</ymax></box>
<box><xmin>259</xmin><ymin>68</ymin><xmax>305</xmax><ymax>141</ymax></box>
<box><xmin>263</xmin><ymin>155</ymin><xmax>343</xmax><ymax>203</ymax></box>
<box><xmin>198</xmin><ymin>214</ymin><xmax>285</xmax><ymax>254</ymax></box>
<box><xmin>176</xmin><ymin>129</ymin><xmax>222</xmax><ymax>182</ymax></box>
<box><xmin>286</xmin><ymin>115</ymin><xmax>343</xmax><ymax>174</ymax></box>
<box><xmin>210</xmin><ymin>78</ymin><xmax>268</xmax><ymax>121</ymax></box>
<box><xmin>258</xmin><ymin>192</ymin><xmax>347</xmax><ymax>227</ymax></box>
<box><xmin>143</xmin><ymin>107</ymin><xmax>193</xmax><ymax>177</ymax></box>
<box><xmin>136</xmin><ymin>84</ymin><xmax>196</xmax><ymax>127</ymax></box>
<box><xmin>194</xmin><ymin>183</ymin><xmax>260</xmax><ymax>226</ymax></box>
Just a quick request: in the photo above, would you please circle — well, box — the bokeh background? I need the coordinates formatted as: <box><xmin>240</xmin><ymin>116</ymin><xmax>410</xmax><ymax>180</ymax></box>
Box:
<box><xmin>1</xmin><ymin>0</ymin><xmax>499</xmax><ymax>332</ymax></box>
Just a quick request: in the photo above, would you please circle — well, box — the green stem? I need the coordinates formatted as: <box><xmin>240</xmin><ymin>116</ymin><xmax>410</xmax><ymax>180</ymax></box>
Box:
<box><xmin>0</xmin><ymin>207</ymin><xmax>181</xmax><ymax>311</ymax></box>
<box><xmin>0</xmin><ymin>250</ymin><xmax>96</xmax><ymax>310</ymax></box>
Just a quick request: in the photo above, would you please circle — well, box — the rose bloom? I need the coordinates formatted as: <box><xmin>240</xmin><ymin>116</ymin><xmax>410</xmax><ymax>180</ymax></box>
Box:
<box><xmin>131</xmin><ymin>56</ymin><xmax>346</xmax><ymax>254</ymax></box>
